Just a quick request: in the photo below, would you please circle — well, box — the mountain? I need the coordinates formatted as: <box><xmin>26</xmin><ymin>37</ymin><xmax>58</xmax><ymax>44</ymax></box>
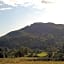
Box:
<box><xmin>0</xmin><ymin>22</ymin><xmax>64</xmax><ymax>50</ymax></box>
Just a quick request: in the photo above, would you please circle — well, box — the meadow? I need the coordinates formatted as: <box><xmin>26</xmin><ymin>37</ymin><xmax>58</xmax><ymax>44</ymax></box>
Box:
<box><xmin>0</xmin><ymin>58</ymin><xmax>64</xmax><ymax>64</ymax></box>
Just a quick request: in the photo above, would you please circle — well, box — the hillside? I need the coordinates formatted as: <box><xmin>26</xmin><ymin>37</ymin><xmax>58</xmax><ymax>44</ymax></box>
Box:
<box><xmin>0</xmin><ymin>22</ymin><xmax>64</xmax><ymax>50</ymax></box>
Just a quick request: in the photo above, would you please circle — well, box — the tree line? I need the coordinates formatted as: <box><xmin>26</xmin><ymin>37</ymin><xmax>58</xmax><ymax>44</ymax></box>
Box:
<box><xmin>0</xmin><ymin>46</ymin><xmax>64</xmax><ymax>61</ymax></box>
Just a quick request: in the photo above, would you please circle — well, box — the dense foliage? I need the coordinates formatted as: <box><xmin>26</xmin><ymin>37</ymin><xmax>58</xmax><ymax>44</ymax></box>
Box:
<box><xmin>0</xmin><ymin>47</ymin><xmax>64</xmax><ymax>61</ymax></box>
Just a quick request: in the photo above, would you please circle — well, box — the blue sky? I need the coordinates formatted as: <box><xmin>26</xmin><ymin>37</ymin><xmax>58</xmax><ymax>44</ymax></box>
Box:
<box><xmin>0</xmin><ymin>0</ymin><xmax>64</xmax><ymax>36</ymax></box>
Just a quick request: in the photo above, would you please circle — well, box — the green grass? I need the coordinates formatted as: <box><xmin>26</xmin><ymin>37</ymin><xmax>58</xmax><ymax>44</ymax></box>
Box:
<box><xmin>37</xmin><ymin>52</ymin><xmax>48</xmax><ymax>57</ymax></box>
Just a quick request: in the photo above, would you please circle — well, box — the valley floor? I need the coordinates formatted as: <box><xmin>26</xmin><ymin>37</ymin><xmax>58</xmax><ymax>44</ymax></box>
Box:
<box><xmin>0</xmin><ymin>58</ymin><xmax>64</xmax><ymax>64</ymax></box>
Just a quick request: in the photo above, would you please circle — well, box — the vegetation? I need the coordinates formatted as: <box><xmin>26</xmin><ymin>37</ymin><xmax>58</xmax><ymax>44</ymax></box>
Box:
<box><xmin>0</xmin><ymin>47</ymin><xmax>64</xmax><ymax>61</ymax></box>
<box><xmin>37</xmin><ymin>52</ymin><xmax>48</xmax><ymax>57</ymax></box>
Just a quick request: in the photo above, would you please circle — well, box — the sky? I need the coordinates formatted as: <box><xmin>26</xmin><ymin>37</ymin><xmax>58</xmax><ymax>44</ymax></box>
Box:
<box><xmin>0</xmin><ymin>0</ymin><xmax>64</xmax><ymax>36</ymax></box>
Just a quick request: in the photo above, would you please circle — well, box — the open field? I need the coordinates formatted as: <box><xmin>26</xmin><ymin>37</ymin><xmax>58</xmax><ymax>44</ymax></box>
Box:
<box><xmin>0</xmin><ymin>58</ymin><xmax>64</xmax><ymax>64</ymax></box>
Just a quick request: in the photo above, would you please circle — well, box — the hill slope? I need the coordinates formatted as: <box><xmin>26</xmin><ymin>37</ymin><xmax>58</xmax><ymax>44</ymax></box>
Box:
<box><xmin>0</xmin><ymin>22</ymin><xmax>64</xmax><ymax>50</ymax></box>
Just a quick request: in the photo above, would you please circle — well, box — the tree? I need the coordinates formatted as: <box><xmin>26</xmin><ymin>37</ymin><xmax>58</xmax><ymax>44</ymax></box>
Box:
<box><xmin>15</xmin><ymin>50</ymin><xmax>24</xmax><ymax>57</ymax></box>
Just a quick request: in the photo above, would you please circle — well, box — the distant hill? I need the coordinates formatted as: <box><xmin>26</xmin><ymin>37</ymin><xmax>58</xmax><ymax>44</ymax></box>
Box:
<box><xmin>0</xmin><ymin>22</ymin><xmax>64</xmax><ymax>50</ymax></box>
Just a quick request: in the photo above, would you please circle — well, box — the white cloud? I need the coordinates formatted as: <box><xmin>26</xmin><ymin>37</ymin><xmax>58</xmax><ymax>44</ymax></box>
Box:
<box><xmin>0</xmin><ymin>0</ymin><xmax>55</xmax><ymax>10</ymax></box>
<box><xmin>0</xmin><ymin>7</ymin><xmax>12</xmax><ymax>10</ymax></box>
<box><xmin>15</xmin><ymin>0</ymin><xmax>64</xmax><ymax>25</ymax></box>
<box><xmin>0</xmin><ymin>0</ymin><xmax>17</xmax><ymax>6</ymax></box>
<box><xmin>28</xmin><ymin>0</ymin><xmax>64</xmax><ymax>24</ymax></box>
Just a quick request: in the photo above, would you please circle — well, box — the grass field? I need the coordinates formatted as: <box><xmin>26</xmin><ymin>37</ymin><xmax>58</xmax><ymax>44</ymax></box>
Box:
<box><xmin>0</xmin><ymin>58</ymin><xmax>64</xmax><ymax>64</ymax></box>
<box><xmin>37</xmin><ymin>52</ymin><xmax>48</xmax><ymax>57</ymax></box>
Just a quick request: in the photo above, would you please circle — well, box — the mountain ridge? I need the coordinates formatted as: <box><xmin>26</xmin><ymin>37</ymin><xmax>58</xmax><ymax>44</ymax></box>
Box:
<box><xmin>0</xmin><ymin>22</ymin><xmax>64</xmax><ymax>50</ymax></box>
